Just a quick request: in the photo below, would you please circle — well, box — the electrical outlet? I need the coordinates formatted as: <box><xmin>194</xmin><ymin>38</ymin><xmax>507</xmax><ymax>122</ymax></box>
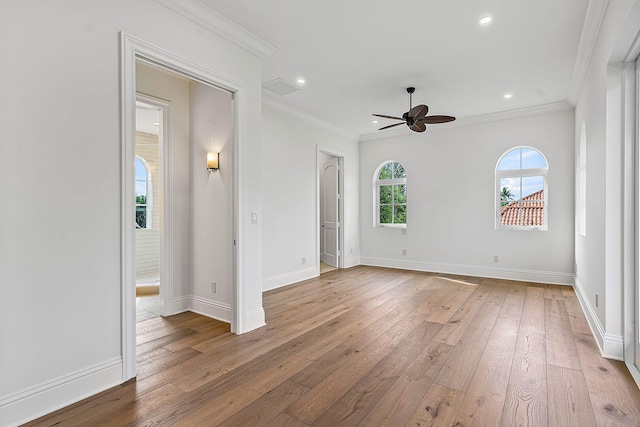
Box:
<box><xmin>493</xmin><ymin>255</ymin><xmax>499</xmax><ymax>263</ymax></box>
<box><xmin>402</xmin><ymin>249</ymin><xmax>407</xmax><ymax>256</ymax></box>
<box><xmin>350</xmin><ymin>248</ymin><xmax>353</xmax><ymax>255</ymax></box>
<box><xmin>401</xmin><ymin>228</ymin><xmax>407</xmax><ymax>235</ymax></box>
<box><xmin>211</xmin><ymin>281</ymin><xmax>217</xmax><ymax>293</ymax></box>
<box><xmin>302</xmin><ymin>256</ymin><xmax>306</xmax><ymax>265</ymax></box>
<box><xmin>595</xmin><ymin>293</ymin><xmax>599</xmax><ymax>307</ymax></box>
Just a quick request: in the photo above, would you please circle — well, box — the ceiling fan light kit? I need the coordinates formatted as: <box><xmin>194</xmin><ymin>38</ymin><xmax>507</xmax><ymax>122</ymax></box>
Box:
<box><xmin>373</xmin><ymin>87</ymin><xmax>456</xmax><ymax>133</ymax></box>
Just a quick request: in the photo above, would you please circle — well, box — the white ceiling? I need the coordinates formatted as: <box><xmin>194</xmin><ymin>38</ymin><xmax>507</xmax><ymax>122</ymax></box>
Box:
<box><xmin>199</xmin><ymin>0</ymin><xmax>589</xmax><ymax>137</ymax></box>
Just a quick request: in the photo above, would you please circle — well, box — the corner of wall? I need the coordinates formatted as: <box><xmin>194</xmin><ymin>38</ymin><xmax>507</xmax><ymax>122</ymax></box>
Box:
<box><xmin>573</xmin><ymin>275</ymin><xmax>624</xmax><ymax>360</ymax></box>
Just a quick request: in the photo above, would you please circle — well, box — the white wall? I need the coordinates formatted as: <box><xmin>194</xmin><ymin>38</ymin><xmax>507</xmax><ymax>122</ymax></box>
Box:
<box><xmin>360</xmin><ymin>109</ymin><xmax>575</xmax><ymax>284</ymax></box>
<box><xmin>190</xmin><ymin>81</ymin><xmax>234</xmax><ymax>321</ymax></box>
<box><xmin>261</xmin><ymin>104</ymin><xmax>360</xmax><ymax>291</ymax></box>
<box><xmin>0</xmin><ymin>1</ymin><xmax>264</xmax><ymax>425</ymax></box>
<box><xmin>573</xmin><ymin>0</ymin><xmax>637</xmax><ymax>359</ymax></box>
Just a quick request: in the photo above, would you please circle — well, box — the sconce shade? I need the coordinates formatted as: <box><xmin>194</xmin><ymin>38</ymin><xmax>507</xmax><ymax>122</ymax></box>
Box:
<box><xmin>207</xmin><ymin>152</ymin><xmax>219</xmax><ymax>171</ymax></box>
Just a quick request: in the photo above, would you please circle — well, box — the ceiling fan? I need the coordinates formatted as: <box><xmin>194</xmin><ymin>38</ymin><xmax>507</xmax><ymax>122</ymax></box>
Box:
<box><xmin>373</xmin><ymin>87</ymin><xmax>456</xmax><ymax>133</ymax></box>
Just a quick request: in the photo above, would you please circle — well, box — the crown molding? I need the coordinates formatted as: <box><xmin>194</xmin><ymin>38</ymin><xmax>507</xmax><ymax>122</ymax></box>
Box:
<box><xmin>263</xmin><ymin>94</ymin><xmax>360</xmax><ymax>141</ymax></box>
<box><xmin>568</xmin><ymin>0</ymin><xmax>610</xmax><ymax>105</ymax></box>
<box><xmin>359</xmin><ymin>101</ymin><xmax>573</xmax><ymax>142</ymax></box>
<box><xmin>154</xmin><ymin>0</ymin><xmax>277</xmax><ymax>59</ymax></box>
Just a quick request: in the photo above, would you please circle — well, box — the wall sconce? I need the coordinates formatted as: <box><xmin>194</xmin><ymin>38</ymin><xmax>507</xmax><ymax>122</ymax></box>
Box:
<box><xmin>207</xmin><ymin>152</ymin><xmax>219</xmax><ymax>171</ymax></box>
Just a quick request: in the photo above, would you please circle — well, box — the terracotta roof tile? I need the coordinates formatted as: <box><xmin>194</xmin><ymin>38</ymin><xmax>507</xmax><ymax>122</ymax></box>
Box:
<box><xmin>500</xmin><ymin>189</ymin><xmax>544</xmax><ymax>226</ymax></box>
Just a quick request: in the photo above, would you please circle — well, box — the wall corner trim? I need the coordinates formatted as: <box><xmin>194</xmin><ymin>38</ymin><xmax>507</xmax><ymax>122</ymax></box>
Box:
<box><xmin>567</xmin><ymin>0</ymin><xmax>611</xmax><ymax>104</ymax></box>
<box><xmin>154</xmin><ymin>0</ymin><xmax>277</xmax><ymax>59</ymax></box>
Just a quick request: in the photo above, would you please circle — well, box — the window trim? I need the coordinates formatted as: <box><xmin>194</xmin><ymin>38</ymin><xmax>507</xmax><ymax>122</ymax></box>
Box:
<box><xmin>495</xmin><ymin>146</ymin><xmax>548</xmax><ymax>231</ymax></box>
<box><xmin>373</xmin><ymin>161</ymin><xmax>407</xmax><ymax>228</ymax></box>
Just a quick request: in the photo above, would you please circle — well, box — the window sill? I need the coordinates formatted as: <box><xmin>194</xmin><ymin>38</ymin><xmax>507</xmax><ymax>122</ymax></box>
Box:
<box><xmin>377</xmin><ymin>224</ymin><xmax>407</xmax><ymax>229</ymax></box>
<box><xmin>497</xmin><ymin>226</ymin><xmax>547</xmax><ymax>231</ymax></box>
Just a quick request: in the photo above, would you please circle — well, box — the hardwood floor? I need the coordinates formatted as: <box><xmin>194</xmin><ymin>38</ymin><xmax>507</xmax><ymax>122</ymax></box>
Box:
<box><xmin>24</xmin><ymin>266</ymin><xmax>640</xmax><ymax>426</ymax></box>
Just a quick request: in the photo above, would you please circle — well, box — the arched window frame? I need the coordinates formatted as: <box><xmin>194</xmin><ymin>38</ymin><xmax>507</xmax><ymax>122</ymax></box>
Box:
<box><xmin>373</xmin><ymin>160</ymin><xmax>407</xmax><ymax>228</ymax></box>
<box><xmin>135</xmin><ymin>155</ymin><xmax>153</xmax><ymax>230</ymax></box>
<box><xmin>495</xmin><ymin>146</ymin><xmax>548</xmax><ymax>231</ymax></box>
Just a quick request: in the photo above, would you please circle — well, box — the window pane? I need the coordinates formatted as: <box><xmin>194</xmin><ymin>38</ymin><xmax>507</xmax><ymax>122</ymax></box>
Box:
<box><xmin>521</xmin><ymin>148</ymin><xmax>547</xmax><ymax>169</ymax></box>
<box><xmin>380</xmin><ymin>185</ymin><xmax>392</xmax><ymax>204</ymax></box>
<box><xmin>394</xmin><ymin>205</ymin><xmax>406</xmax><ymax>224</ymax></box>
<box><xmin>378</xmin><ymin>163</ymin><xmax>393</xmax><ymax>180</ymax></box>
<box><xmin>521</xmin><ymin>176</ymin><xmax>544</xmax><ymax>199</ymax></box>
<box><xmin>135</xmin><ymin>158</ymin><xmax>147</xmax><ymax>180</ymax></box>
<box><xmin>136</xmin><ymin>206</ymin><xmax>147</xmax><ymax>228</ymax></box>
<box><xmin>394</xmin><ymin>184</ymin><xmax>407</xmax><ymax>204</ymax></box>
<box><xmin>497</xmin><ymin>148</ymin><xmax>521</xmax><ymax>170</ymax></box>
<box><xmin>380</xmin><ymin>205</ymin><xmax>392</xmax><ymax>223</ymax></box>
<box><xmin>394</xmin><ymin>163</ymin><xmax>406</xmax><ymax>178</ymax></box>
<box><xmin>501</xmin><ymin>201</ymin><xmax>522</xmax><ymax>226</ymax></box>
<box><xmin>136</xmin><ymin>181</ymin><xmax>147</xmax><ymax>198</ymax></box>
<box><xmin>500</xmin><ymin>177</ymin><xmax>521</xmax><ymax>203</ymax></box>
<box><xmin>521</xmin><ymin>199</ymin><xmax>544</xmax><ymax>226</ymax></box>
<box><xmin>136</xmin><ymin>195</ymin><xmax>146</xmax><ymax>205</ymax></box>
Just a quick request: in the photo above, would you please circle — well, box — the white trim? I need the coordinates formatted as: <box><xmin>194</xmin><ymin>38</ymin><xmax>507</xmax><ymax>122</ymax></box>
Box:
<box><xmin>344</xmin><ymin>256</ymin><xmax>361</xmax><ymax>269</ymax></box>
<box><xmin>135</xmin><ymin>93</ymin><xmax>174</xmax><ymax>317</ymax></box>
<box><xmin>190</xmin><ymin>296</ymin><xmax>232</xmax><ymax>323</ymax></box>
<box><xmin>166</xmin><ymin>296</ymin><xmax>232</xmax><ymax>323</ymax></box>
<box><xmin>574</xmin><ymin>276</ymin><xmax>624</xmax><ymax>360</ymax></box>
<box><xmin>360</xmin><ymin>101</ymin><xmax>573</xmax><ymax>142</ymax></box>
<box><xmin>263</xmin><ymin>266</ymin><xmax>318</xmax><ymax>292</ymax></box>
<box><xmin>153</xmin><ymin>0</ymin><xmax>276</xmax><ymax>59</ymax></box>
<box><xmin>568</xmin><ymin>0</ymin><xmax>611</xmax><ymax>105</ymax></box>
<box><xmin>0</xmin><ymin>358</ymin><xmax>122</xmax><ymax>427</ymax></box>
<box><xmin>359</xmin><ymin>256</ymin><xmax>573</xmax><ymax>285</ymax></box>
<box><xmin>264</xmin><ymin>95</ymin><xmax>359</xmax><ymax>141</ymax></box>
<box><xmin>246</xmin><ymin>308</ymin><xmax>267</xmax><ymax>331</ymax></box>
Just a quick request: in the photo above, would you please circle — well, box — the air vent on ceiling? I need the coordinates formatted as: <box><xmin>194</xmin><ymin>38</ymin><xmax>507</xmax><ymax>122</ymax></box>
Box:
<box><xmin>262</xmin><ymin>78</ymin><xmax>299</xmax><ymax>96</ymax></box>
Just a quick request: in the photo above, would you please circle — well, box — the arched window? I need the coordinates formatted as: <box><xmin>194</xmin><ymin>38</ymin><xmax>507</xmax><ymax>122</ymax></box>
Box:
<box><xmin>374</xmin><ymin>161</ymin><xmax>407</xmax><ymax>227</ymax></box>
<box><xmin>496</xmin><ymin>147</ymin><xmax>548</xmax><ymax>230</ymax></box>
<box><xmin>135</xmin><ymin>155</ymin><xmax>152</xmax><ymax>229</ymax></box>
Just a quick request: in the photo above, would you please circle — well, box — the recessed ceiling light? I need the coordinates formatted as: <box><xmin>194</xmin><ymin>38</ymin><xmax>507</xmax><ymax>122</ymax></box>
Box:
<box><xmin>504</xmin><ymin>92</ymin><xmax>513</xmax><ymax>100</ymax></box>
<box><xmin>296</xmin><ymin>78</ymin><xmax>306</xmax><ymax>85</ymax></box>
<box><xmin>372</xmin><ymin>120</ymin><xmax>378</xmax><ymax>124</ymax></box>
<box><xmin>479</xmin><ymin>15</ymin><xmax>492</xmax><ymax>25</ymax></box>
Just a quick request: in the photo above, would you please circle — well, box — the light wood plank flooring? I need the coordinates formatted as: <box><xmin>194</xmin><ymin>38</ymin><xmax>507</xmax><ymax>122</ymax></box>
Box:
<box><xmin>24</xmin><ymin>266</ymin><xmax>640</xmax><ymax>426</ymax></box>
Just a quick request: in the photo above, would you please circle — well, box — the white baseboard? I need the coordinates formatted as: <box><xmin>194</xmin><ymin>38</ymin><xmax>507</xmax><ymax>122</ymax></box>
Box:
<box><xmin>344</xmin><ymin>256</ymin><xmax>361</xmax><ymax>269</ymax></box>
<box><xmin>573</xmin><ymin>276</ymin><xmax>624</xmax><ymax>360</ymax></box>
<box><xmin>172</xmin><ymin>295</ymin><xmax>231</xmax><ymax>323</ymax></box>
<box><xmin>359</xmin><ymin>256</ymin><xmax>574</xmax><ymax>285</ymax></box>
<box><xmin>0</xmin><ymin>357</ymin><xmax>122</xmax><ymax>427</ymax></box>
<box><xmin>190</xmin><ymin>296</ymin><xmax>232</xmax><ymax>323</ymax></box>
<box><xmin>263</xmin><ymin>266</ymin><xmax>318</xmax><ymax>292</ymax></box>
<box><xmin>243</xmin><ymin>308</ymin><xmax>266</xmax><ymax>333</ymax></box>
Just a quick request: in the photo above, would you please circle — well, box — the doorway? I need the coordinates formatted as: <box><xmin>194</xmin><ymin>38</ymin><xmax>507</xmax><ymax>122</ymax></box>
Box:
<box><xmin>318</xmin><ymin>148</ymin><xmax>344</xmax><ymax>275</ymax></box>
<box><xmin>135</xmin><ymin>99</ymin><xmax>164</xmax><ymax>322</ymax></box>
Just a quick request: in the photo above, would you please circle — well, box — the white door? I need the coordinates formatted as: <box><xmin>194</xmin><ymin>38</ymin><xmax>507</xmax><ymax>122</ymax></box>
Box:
<box><xmin>322</xmin><ymin>157</ymin><xmax>339</xmax><ymax>267</ymax></box>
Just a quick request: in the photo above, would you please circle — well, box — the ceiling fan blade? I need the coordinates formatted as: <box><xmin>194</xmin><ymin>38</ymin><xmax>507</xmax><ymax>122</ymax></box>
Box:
<box><xmin>373</xmin><ymin>113</ymin><xmax>405</xmax><ymax>121</ymax></box>
<box><xmin>410</xmin><ymin>122</ymin><xmax>427</xmax><ymax>132</ymax></box>
<box><xmin>408</xmin><ymin>104</ymin><xmax>429</xmax><ymax>119</ymax></box>
<box><xmin>379</xmin><ymin>122</ymin><xmax>406</xmax><ymax>131</ymax></box>
<box><xmin>419</xmin><ymin>115</ymin><xmax>456</xmax><ymax>124</ymax></box>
